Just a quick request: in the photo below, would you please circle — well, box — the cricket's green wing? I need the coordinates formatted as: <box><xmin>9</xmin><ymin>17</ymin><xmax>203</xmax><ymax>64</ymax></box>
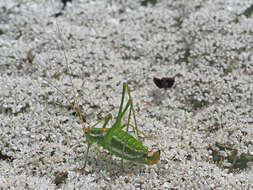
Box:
<box><xmin>99</xmin><ymin>130</ymin><xmax>160</xmax><ymax>165</ymax></box>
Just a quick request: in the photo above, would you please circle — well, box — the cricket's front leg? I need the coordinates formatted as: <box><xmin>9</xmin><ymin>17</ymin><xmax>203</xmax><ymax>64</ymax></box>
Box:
<box><xmin>76</xmin><ymin>113</ymin><xmax>112</xmax><ymax>172</ymax></box>
<box><xmin>75</xmin><ymin>142</ymin><xmax>92</xmax><ymax>172</ymax></box>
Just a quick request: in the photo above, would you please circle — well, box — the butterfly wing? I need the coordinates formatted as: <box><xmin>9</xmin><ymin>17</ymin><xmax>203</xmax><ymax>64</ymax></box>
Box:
<box><xmin>153</xmin><ymin>77</ymin><xmax>175</xmax><ymax>89</ymax></box>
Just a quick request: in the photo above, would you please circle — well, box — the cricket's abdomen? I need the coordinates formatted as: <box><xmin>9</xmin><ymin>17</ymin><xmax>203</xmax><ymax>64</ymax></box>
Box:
<box><xmin>99</xmin><ymin>130</ymin><xmax>160</xmax><ymax>165</ymax></box>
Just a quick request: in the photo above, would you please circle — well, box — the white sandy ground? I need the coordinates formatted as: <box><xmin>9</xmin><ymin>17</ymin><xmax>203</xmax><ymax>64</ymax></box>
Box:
<box><xmin>0</xmin><ymin>0</ymin><xmax>253</xmax><ymax>189</ymax></box>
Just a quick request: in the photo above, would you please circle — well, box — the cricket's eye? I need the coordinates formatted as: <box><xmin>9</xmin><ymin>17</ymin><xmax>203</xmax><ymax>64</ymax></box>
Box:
<box><xmin>153</xmin><ymin>77</ymin><xmax>175</xmax><ymax>89</ymax></box>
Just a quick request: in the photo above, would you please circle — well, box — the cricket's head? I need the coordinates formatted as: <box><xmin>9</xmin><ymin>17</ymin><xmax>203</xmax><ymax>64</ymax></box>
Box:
<box><xmin>82</xmin><ymin>124</ymin><xmax>90</xmax><ymax>134</ymax></box>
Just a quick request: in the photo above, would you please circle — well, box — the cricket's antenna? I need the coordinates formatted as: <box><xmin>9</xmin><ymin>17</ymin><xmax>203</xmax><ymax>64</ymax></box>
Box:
<box><xmin>49</xmin><ymin>0</ymin><xmax>87</xmax><ymax>132</ymax></box>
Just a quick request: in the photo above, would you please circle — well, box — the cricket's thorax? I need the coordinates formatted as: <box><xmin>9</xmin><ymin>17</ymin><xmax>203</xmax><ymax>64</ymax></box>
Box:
<box><xmin>85</xmin><ymin>128</ymin><xmax>106</xmax><ymax>142</ymax></box>
<box><xmin>85</xmin><ymin>128</ymin><xmax>160</xmax><ymax>165</ymax></box>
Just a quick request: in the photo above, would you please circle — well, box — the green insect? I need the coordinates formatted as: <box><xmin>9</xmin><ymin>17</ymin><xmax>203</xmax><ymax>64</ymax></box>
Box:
<box><xmin>48</xmin><ymin>14</ymin><xmax>160</xmax><ymax>175</ymax></box>
<box><xmin>75</xmin><ymin>82</ymin><xmax>160</xmax><ymax>174</ymax></box>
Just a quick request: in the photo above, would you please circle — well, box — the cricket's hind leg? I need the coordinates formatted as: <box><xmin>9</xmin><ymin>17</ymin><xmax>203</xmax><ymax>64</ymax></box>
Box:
<box><xmin>119</xmin><ymin>83</ymin><xmax>143</xmax><ymax>171</ymax></box>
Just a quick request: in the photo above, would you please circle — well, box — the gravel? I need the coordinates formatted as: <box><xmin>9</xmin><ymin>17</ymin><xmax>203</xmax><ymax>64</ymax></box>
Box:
<box><xmin>0</xmin><ymin>0</ymin><xmax>252</xmax><ymax>189</ymax></box>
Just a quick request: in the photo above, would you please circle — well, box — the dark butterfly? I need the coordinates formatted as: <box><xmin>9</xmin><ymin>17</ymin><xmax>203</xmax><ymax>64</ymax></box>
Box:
<box><xmin>153</xmin><ymin>77</ymin><xmax>175</xmax><ymax>89</ymax></box>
